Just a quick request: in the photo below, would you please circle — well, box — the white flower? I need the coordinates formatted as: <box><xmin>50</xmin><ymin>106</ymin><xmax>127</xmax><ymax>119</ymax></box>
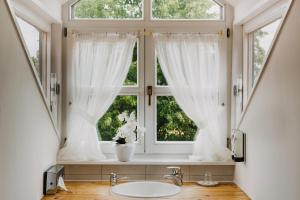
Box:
<box><xmin>114</xmin><ymin>111</ymin><xmax>146</xmax><ymax>144</ymax></box>
<box><xmin>128</xmin><ymin>111</ymin><xmax>136</xmax><ymax>122</ymax></box>
<box><xmin>117</xmin><ymin>112</ymin><xmax>128</xmax><ymax>122</ymax></box>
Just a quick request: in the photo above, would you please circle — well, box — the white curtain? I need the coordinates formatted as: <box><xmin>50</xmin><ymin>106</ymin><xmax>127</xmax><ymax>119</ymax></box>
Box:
<box><xmin>58</xmin><ymin>33</ymin><xmax>137</xmax><ymax>161</ymax></box>
<box><xmin>154</xmin><ymin>33</ymin><xmax>230</xmax><ymax>161</ymax></box>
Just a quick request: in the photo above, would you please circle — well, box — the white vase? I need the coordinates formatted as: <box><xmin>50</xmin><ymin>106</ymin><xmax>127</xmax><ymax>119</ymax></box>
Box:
<box><xmin>114</xmin><ymin>143</ymin><xmax>136</xmax><ymax>162</ymax></box>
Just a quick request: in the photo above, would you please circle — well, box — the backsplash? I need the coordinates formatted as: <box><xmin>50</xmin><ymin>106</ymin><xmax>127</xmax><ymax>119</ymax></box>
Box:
<box><xmin>64</xmin><ymin>165</ymin><xmax>234</xmax><ymax>182</ymax></box>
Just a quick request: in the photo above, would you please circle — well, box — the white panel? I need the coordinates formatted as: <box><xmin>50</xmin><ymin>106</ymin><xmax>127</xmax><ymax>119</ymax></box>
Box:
<box><xmin>234</xmin><ymin>1</ymin><xmax>300</xmax><ymax>199</ymax></box>
<box><xmin>0</xmin><ymin>1</ymin><xmax>60</xmax><ymax>200</ymax></box>
<box><xmin>234</xmin><ymin>0</ymin><xmax>281</xmax><ymax>25</ymax></box>
<box><xmin>11</xmin><ymin>0</ymin><xmax>62</xmax><ymax>27</ymax></box>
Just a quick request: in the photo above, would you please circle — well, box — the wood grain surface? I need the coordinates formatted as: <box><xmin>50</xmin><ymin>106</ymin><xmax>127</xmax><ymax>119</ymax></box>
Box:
<box><xmin>42</xmin><ymin>181</ymin><xmax>250</xmax><ymax>200</ymax></box>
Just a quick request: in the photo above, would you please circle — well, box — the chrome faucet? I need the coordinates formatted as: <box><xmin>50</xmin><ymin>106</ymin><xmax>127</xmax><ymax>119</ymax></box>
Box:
<box><xmin>163</xmin><ymin>166</ymin><xmax>183</xmax><ymax>186</ymax></box>
<box><xmin>110</xmin><ymin>172</ymin><xmax>127</xmax><ymax>186</ymax></box>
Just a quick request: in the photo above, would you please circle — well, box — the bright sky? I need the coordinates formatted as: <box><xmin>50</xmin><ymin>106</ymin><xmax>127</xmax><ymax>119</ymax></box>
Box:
<box><xmin>16</xmin><ymin>17</ymin><xmax>40</xmax><ymax>57</ymax></box>
<box><xmin>256</xmin><ymin>18</ymin><xmax>281</xmax><ymax>53</ymax></box>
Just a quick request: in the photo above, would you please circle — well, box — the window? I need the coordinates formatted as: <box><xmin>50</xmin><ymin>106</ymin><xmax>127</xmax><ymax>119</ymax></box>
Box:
<box><xmin>243</xmin><ymin>14</ymin><xmax>283</xmax><ymax>103</ymax></box>
<box><xmin>70</xmin><ymin>0</ymin><xmax>224</xmax><ymax>20</ymax></box>
<box><xmin>98</xmin><ymin>41</ymin><xmax>140</xmax><ymax>143</ymax></box>
<box><xmin>16</xmin><ymin>17</ymin><xmax>45</xmax><ymax>86</ymax></box>
<box><xmin>152</xmin><ymin>0</ymin><xmax>223</xmax><ymax>20</ymax></box>
<box><xmin>241</xmin><ymin>0</ymin><xmax>291</xmax><ymax>113</ymax></box>
<box><xmin>249</xmin><ymin>19</ymin><xmax>281</xmax><ymax>86</ymax></box>
<box><xmin>156</xmin><ymin>96</ymin><xmax>197</xmax><ymax>142</ymax></box>
<box><xmin>98</xmin><ymin>95</ymin><xmax>138</xmax><ymax>141</ymax></box>
<box><xmin>96</xmin><ymin>39</ymin><xmax>145</xmax><ymax>153</ymax></box>
<box><xmin>72</xmin><ymin>0</ymin><xmax>143</xmax><ymax>19</ymax></box>
<box><xmin>67</xmin><ymin>0</ymin><xmax>228</xmax><ymax>154</ymax></box>
<box><xmin>124</xmin><ymin>43</ymin><xmax>138</xmax><ymax>86</ymax></box>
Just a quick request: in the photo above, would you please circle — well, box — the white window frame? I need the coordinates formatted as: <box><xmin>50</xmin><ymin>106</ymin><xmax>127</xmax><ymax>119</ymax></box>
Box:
<box><xmin>150</xmin><ymin>0</ymin><xmax>225</xmax><ymax>21</ymax></box>
<box><xmin>13</xmin><ymin>2</ymin><xmax>52</xmax><ymax>102</ymax></box>
<box><xmin>63</xmin><ymin>0</ymin><xmax>229</xmax><ymax>155</ymax></box>
<box><xmin>69</xmin><ymin>0</ymin><xmax>225</xmax><ymax>21</ymax></box>
<box><xmin>144</xmin><ymin>27</ymin><xmax>228</xmax><ymax>154</ymax></box>
<box><xmin>242</xmin><ymin>0</ymin><xmax>291</xmax><ymax>108</ymax></box>
<box><xmin>16</xmin><ymin>17</ymin><xmax>51</xmax><ymax>100</ymax></box>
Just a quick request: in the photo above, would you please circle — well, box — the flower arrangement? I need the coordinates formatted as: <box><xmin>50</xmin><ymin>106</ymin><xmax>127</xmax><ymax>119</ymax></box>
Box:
<box><xmin>113</xmin><ymin>111</ymin><xmax>145</xmax><ymax>144</ymax></box>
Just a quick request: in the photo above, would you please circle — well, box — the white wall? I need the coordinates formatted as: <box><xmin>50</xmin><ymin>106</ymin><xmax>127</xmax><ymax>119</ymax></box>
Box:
<box><xmin>12</xmin><ymin>0</ymin><xmax>62</xmax><ymax>25</ymax></box>
<box><xmin>234</xmin><ymin>0</ymin><xmax>281</xmax><ymax>24</ymax></box>
<box><xmin>0</xmin><ymin>1</ymin><xmax>60</xmax><ymax>199</ymax></box>
<box><xmin>234</xmin><ymin>1</ymin><xmax>300</xmax><ymax>199</ymax></box>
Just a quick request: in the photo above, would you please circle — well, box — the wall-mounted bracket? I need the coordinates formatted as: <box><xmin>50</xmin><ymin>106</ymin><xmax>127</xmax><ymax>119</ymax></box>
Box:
<box><xmin>231</xmin><ymin>129</ymin><xmax>246</xmax><ymax>162</ymax></box>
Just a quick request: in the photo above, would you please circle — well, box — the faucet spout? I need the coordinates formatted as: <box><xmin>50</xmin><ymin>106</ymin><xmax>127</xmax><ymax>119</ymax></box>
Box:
<box><xmin>110</xmin><ymin>172</ymin><xmax>128</xmax><ymax>186</ymax></box>
<box><xmin>163</xmin><ymin>167</ymin><xmax>183</xmax><ymax>186</ymax></box>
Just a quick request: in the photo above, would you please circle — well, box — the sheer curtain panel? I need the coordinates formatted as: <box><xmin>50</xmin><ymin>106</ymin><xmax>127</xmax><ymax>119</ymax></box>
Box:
<box><xmin>154</xmin><ymin>33</ymin><xmax>230</xmax><ymax>161</ymax></box>
<box><xmin>58</xmin><ymin>33</ymin><xmax>137</xmax><ymax>161</ymax></box>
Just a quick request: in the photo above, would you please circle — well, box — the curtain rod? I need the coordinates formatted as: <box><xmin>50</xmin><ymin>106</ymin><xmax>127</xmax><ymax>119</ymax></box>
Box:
<box><xmin>71</xmin><ymin>30</ymin><xmax>224</xmax><ymax>37</ymax></box>
<box><xmin>144</xmin><ymin>30</ymin><xmax>224</xmax><ymax>37</ymax></box>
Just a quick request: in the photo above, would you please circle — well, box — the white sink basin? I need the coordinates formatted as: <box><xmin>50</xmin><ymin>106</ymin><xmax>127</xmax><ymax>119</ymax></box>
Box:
<box><xmin>111</xmin><ymin>181</ymin><xmax>181</xmax><ymax>198</ymax></box>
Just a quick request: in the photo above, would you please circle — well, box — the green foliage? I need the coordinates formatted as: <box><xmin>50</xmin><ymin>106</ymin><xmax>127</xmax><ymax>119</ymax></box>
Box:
<box><xmin>124</xmin><ymin>43</ymin><xmax>137</xmax><ymax>85</ymax></box>
<box><xmin>31</xmin><ymin>54</ymin><xmax>42</xmax><ymax>81</ymax></box>
<box><xmin>73</xmin><ymin>0</ymin><xmax>220</xmax><ymax>20</ymax></box>
<box><xmin>97</xmin><ymin>96</ymin><xmax>137</xmax><ymax>141</ymax></box>
<box><xmin>252</xmin><ymin>30</ymin><xmax>267</xmax><ymax>84</ymax></box>
<box><xmin>152</xmin><ymin>0</ymin><xmax>220</xmax><ymax>19</ymax></box>
<box><xmin>157</xmin><ymin>96</ymin><xmax>197</xmax><ymax>141</ymax></box>
<box><xmin>73</xmin><ymin>0</ymin><xmax>143</xmax><ymax>19</ymax></box>
<box><xmin>156</xmin><ymin>59</ymin><xmax>168</xmax><ymax>86</ymax></box>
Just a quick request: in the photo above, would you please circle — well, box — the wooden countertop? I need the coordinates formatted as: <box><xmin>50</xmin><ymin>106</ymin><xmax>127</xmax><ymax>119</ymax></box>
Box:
<box><xmin>42</xmin><ymin>181</ymin><xmax>250</xmax><ymax>200</ymax></box>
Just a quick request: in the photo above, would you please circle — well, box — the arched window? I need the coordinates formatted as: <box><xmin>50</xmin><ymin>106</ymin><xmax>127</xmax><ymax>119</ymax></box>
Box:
<box><xmin>152</xmin><ymin>0</ymin><xmax>223</xmax><ymax>20</ymax></box>
<box><xmin>71</xmin><ymin>0</ymin><xmax>223</xmax><ymax>20</ymax></box>
<box><xmin>72</xmin><ymin>0</ymin><xmax>143</xmax><ymax>19</ymax></box>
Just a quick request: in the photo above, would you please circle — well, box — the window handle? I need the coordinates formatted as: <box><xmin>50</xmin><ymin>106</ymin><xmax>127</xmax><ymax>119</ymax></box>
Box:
<box><xmin>147</xmin><ymin>86</ymin><xmax>153</xmax><ymax>106</ymax></box>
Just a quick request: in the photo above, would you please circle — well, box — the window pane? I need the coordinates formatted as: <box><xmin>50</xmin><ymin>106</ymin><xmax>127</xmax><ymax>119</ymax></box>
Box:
<box><xmin>98</xmin><ymin>95</ymin><xmax>138</xmax><ymax>141</ymax></box>
<box><xmin>124</xmin><ymin>42</ymin><xmax>138</xmax><ymax>86</ymax></box>
<box><xmin>156</xmin><ymin>96</ymin><xmax>197</xmax><ymax>141</ymax></box>
<box><xmin>16</xmin><ymin>17</ymin><xmax>42</xmax><ymax>82</ymax></box>
<box><xmin>152</xmin><ymin>0</ymin><xmax>222</xmax><ymax>20</ymax></box>
<box><xmin>72</xmin><ymin>0</ymin><xmax>143</xmax><ymax>19</ymax></box>
<box><xmin>252</xmin><ymin>19</ymin><xmax>281</xmax><ymax>85</ymax></box>
<box><xmin>156</xmin><ymin>58</ymin><xmax>168</xmax><ymax>86</ymax></box>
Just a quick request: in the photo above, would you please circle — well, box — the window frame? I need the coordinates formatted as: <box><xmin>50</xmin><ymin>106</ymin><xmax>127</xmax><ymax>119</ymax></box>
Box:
<box><xmin>9</xmin><ymin>0</ymin><xmax>61</xmax><ymax>137</ymax></box>
<box><xmin>15</xmin><ymin>16</ymin><xmax>50</xmax><ymax>98</ymax></box>
<box><xmin>150</xmin><ymin>0</ymin><xmax>225</xmax><ymax>21</ymax></box>
<box><xmin>68</xmin><ymin>0</ymin><xmax>226</xmax><ymax>22</ymax></box>
<box><xmin>70</xmin><ymin>0</ymin><xmax>145</xmax><ymax>20</ymax></box>
<box><xmin>144</xmin><ymin>28</ymin><xmax>227</xmax><ymax>154</ymax></box>
<box><xmin>63</xmin><ymin>0</ymin><xmax>229</xmax><ymax>155</ymax></box>
<box><xmin>242</xmin><ymin>0</ymin><xmax>289</xmax><ymax>109</ymax></box>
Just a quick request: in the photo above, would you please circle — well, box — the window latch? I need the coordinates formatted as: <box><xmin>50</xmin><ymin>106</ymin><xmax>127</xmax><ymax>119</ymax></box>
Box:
<box><xmin>233</xmin><ymin>85</ymin><xmax>243</xmax><ymax>97</ymax></box>
<box><xmin>147</xmin><ymin>86</ymin><xmax>153</xmax><ymax>106</ymax></box>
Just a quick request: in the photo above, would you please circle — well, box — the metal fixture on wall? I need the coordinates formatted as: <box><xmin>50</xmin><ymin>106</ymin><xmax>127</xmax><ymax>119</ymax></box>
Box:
<box><xmin>231</xmin><ymin>129</ymin><xmax>246</xmax><ymax>162</ymax></box>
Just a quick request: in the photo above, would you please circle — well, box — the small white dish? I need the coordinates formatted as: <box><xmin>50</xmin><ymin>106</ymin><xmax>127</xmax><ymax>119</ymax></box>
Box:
<box><xmin>197</xmin><ymin>181</ymin><xmax>219</xmax><ymax>187</ymax></box>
